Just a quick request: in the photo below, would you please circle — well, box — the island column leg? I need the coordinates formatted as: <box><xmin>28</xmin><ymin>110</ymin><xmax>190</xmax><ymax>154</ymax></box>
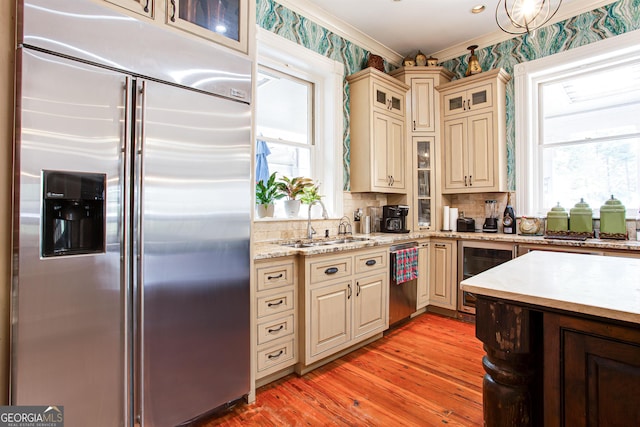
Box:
<box><xmin>475</xmin><ymin>297</ymin><xmax>541</xmax><ymax>427</ymax></box>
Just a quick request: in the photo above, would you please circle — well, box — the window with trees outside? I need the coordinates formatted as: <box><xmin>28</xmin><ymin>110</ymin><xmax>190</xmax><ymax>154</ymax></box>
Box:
<box><xmin>516</xmin><ymin>31</ymin><xmax>640</xmax><ymax>218</ymax></box>
<box><xmin>256</xmin><ymin>28</ymin><xmax>344</xmax><ymax>220</ymax></box>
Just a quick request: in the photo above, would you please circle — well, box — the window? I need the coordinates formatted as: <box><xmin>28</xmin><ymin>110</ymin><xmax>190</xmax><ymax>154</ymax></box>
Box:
<box><xmin>256</xmin><ymin>28</ymin><xmax>344</xmax><ymax>219</ymax></box>
<box><xmin>516</xmin><ymin>30</ymin><xmax>640</xmax><ymax>217</ymax></box>
<box><xmin>256</xmin><ymin>67</ymin><xmax>313</xmax><ymax>182</ymax></box>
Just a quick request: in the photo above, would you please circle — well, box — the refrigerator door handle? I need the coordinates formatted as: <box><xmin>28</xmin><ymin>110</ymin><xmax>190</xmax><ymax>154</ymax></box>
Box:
<box><xmin>122</xmin><ymin>76</ymin><xmax>134</xmax><ymax>427</ymax></box>
<box><xmin>133</xmin><ymin>80</ymin><xmax>147</xmax><ymax>426</ymax></box>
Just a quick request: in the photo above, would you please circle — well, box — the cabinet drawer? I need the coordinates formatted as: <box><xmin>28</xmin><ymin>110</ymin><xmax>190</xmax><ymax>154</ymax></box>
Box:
<box><xmin>308</xmin><ymin>255</ymin><xmax>352</xmax><ymax>285</ymax></box>
<box><xmin>257</xmin><ymin>339</ymin><xmax>296</xmax><ymax>373</ymax></box>
<box><xmin>354</xmin><ymin>250</ymin><xmax>388</xmax><ymax>274</ymax></box>
<box><xmin>257</xmin><ymin>290</ymin><xmax>295</xmax><ymax>318</ymax></box>
<box><xmin>257</xmin><ymin>313</ymin><xmax>295</xmax><ymax>346</ymax></box>
<box><xmin>256</xmin><ymin>260</ymin><xmax>295</xmax><ymax>292</ymax></box>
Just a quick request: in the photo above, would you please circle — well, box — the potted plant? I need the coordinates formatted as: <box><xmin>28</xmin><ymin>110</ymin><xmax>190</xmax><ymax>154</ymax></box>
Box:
<box><xmin>255</xmin><ymin>172</ymin><xmax>284</xmax><ymax>218</ymax></box>
<box><xmin>276</xmin><ymin>175</ymin><xmax>313</xmax><ymax>218</ymax></box>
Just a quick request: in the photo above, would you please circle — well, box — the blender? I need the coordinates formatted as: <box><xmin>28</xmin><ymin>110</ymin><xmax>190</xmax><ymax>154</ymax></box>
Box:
<box><xmin>483</xmin><ymin>200</ymin><xmax>498</xmax><ymax>233</ymax></box>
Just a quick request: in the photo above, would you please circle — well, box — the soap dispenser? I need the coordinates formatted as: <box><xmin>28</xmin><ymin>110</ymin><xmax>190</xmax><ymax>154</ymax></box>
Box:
<box><xmin>599</xmin><ymin>195</ymin><xmax>627</xmax><ymax>239</ymax></box>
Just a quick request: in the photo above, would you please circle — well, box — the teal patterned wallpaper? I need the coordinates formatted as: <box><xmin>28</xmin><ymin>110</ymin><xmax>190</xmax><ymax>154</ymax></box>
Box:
<box><xmin>440</xmin><ymin>0</ymin><xmax>640</xmax><ymax>190</ymax></box>
<box><xmin>256</xmin><ymin>0</ymin><xmax>639</xmax><ymax>191</ymax></box>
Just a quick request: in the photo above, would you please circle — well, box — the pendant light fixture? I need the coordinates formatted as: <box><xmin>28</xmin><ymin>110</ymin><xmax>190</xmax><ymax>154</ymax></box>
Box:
<box><xmin>495</xmin><ymin>0</ymin><xmax>562</xmax><ymax>35</ymax></box>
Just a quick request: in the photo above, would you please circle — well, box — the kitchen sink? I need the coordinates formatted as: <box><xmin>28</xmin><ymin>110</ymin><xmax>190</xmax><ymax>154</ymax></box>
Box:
<box><xmin>280</xmin><ymin>236</ymin><xmax>370</xmax><ymax>248</ymax></box>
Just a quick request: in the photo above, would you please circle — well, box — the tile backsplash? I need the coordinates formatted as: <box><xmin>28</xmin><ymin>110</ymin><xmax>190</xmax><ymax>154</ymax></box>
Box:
<box><xmin>253</xmin><ymin>192</ymin><xmax>387</xmax><ymax>242</ymax></box>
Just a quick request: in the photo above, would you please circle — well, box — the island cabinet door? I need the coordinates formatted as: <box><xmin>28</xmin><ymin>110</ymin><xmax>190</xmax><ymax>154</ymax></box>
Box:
<box><xmin>544</xmin><ymin>313</ymin><xmax>640</xmax><ymax>427</ymax></box>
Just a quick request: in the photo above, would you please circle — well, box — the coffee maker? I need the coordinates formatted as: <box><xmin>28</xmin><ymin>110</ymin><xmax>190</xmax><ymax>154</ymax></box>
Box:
<box><xmin>382</xmin><ymin>205</ymin><xmax>410</xmax><ymax>233</ymax></box>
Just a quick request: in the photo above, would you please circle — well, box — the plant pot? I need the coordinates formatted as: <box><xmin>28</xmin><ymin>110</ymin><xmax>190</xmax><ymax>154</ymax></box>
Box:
<box><xmin>256</xmin><ymin>203</ymin><xmax>274</xmax><ymax>218</ymax></box>
<box><xmin>283</xmin><ymin>199</ymin><xmax>301</xmax><ymax>218</ymax></box>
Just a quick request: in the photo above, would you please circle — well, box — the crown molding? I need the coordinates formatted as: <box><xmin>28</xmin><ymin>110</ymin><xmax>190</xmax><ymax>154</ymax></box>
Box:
<box><xmin>429</xmin><ymin>0</ymin><xmax>620</xmax><ymax>62</ymax></box>
<box><xmin>272</xmin><ymin>0</ymin><xmax>404</xmax><ymax>66</ymax></box>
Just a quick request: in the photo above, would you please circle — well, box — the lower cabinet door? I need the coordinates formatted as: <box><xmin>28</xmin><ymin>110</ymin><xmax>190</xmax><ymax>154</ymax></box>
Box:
<box><xmin>353</xmin><ymin>272</ymin><xmax>387</xmax><ymax>339</ymax></box>
<box><xmin>309</xmin><ymin>280</ymin><xmax>352</xmax><ymax>360</ymax></box>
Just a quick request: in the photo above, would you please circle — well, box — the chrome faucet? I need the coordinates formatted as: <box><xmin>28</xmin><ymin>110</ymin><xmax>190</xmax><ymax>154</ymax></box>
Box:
<box><xmin>307</xmin><ymin>200</ymin><xmax>329</xmax><ymax>239</ymax></box>
<box><xmin>337</xmin><ymin>216</ymin><xmax>352</xmax><ymax>236</ymax></box>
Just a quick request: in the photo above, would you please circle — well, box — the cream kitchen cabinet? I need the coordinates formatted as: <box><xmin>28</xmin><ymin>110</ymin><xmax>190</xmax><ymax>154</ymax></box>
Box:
<box><xmin>254</xmin><ymin>257</ymin><xmax>298</xmax><ymax>382</ymax></box>
<box><xmin>437</xmin><ymin>68</ymin><xmax>510</xmax><ymax>194</ymax></box>
<box><xmin>416</xmin><ymin>240</ymin><xmax>430</xmax><ymax>309</ymax></box>
<box><xmin>105</xmin><ymin>0</ymin><xmax>154</xmax><ymax>18</ymax></box>
<box><xmin>298</xmin><ymin>247</ymin><xmax>389</xmax><ymax>372</ymax></box>
<box><xmin>429</xmin><ymin>239</ymin><xmax>456</xmax><ymax>310</ymax></box>
<box><xmin>103</xmin><ymin>0</ymin><xmax>252</xmax><ymax>54</ymax></box>
<box><xmin>390</xmin><ymin>67</ymin><xmax>454</xmax><ymax>231</ymax></box>
<box><xmin>347</xmin><ymin>68</ymin><xmax>410</xmax><ymax>193</ymax></box>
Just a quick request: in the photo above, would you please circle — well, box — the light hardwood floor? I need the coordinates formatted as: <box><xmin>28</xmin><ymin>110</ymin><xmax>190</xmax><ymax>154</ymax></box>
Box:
<box><xmin>199</xmin><ymin>313</ymin><xmax>484</xmax><ymax>426</ymax></box>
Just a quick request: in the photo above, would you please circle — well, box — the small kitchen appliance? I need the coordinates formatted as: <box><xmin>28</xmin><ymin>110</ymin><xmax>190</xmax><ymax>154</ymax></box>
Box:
<box><xmin>456</xmin><ymin>217</ymin><xmax>476</xmax><ymax>232</ymax></box>
<box><xmin>483</xmin><ymin>200</ymin><xmax>499</xmax><ymax>233</ymax></box>
<box><xmin>382</xmin><ymin>204</ymin><xmax>410</xmax><ymax>233</ymax></box>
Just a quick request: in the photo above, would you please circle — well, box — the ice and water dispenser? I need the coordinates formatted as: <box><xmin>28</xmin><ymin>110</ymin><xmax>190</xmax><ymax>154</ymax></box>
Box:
<box><xmin>42</xmin><ymin>171</ymin><xmax>106</xmax><ymax>257</ymax></box>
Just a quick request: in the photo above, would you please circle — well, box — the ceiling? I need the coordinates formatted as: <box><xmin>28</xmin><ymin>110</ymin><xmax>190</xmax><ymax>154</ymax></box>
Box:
<box><xmin>293</xmin><ymin>0</ymin><xmax>615</xmax><ymax>62</ymax></box>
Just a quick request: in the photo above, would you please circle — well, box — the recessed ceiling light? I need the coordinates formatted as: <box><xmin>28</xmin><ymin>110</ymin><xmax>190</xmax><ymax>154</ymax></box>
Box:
<box><xmin>472</xmin><ymin>5</ymin><xmax>486</xmax><ymax>13</ymax></box>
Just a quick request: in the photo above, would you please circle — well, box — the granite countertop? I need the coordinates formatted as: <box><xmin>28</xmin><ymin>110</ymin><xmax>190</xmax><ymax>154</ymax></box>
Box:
<box><xmin>254</xmin><ymin>232</ymin><xmax>430</xmax><ymax>260</ymax></box>
<box><xmin>254</xmin><ymin>231</ymin><xmax>640</xmax><ymax>260</ymax></box>
<box><xmin>460</xmin><ymin>251</ymin><xmax>640</xmax><ymax>324</ymax></box>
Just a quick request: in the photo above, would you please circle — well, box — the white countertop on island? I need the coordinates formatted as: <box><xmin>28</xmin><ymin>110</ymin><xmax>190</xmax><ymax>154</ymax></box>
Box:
<box><xmin>460</xmin><ymin>251</ymin><xmax>640</xmax><ymax>325</ymax></box>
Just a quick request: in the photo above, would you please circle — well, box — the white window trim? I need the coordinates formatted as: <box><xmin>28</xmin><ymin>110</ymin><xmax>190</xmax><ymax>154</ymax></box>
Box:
<box><xmin>256</xmin><ymin>28</ymin><xmax>344</xmax><ymax>218</ymax></box>
<box><xmin>515</xmin><ymin>28</ymin><xmax>640</xmax><ymax>216</ymax></box>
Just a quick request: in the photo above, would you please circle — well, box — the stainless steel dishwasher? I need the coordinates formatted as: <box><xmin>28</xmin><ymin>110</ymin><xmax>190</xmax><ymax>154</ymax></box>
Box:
<box><xmin>389</xmin><ymin>241</ymin><xmax>419</xmax><ymax>326</ymax></box>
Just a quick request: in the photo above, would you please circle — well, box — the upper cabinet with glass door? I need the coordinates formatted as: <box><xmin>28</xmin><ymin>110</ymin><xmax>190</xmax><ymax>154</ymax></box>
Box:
<box><xmin>104</xmin><ymin>0</ymin><xmax>250</xmax><ymax>54</ymax></box>
<box><xmin>166</xmin><ymin>0</ymin><xmax>249</xmax><ymax>53</ymax></box>
<box><xmin>105</xmin><ymin>0</ymin><xmax>155</xmax><ymax>18</ymax></box>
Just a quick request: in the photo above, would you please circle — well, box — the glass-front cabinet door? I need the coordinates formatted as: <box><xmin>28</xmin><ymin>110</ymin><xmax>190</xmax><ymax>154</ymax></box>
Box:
<box><xmin>167</xmin><ymin>0</ymin><xmax>249</xmax><ymax>53</ymax></box>
<box><xmin>414</xmin><ymin>136</ymin><xmax>435</xmax><ymax>230</ymax></box>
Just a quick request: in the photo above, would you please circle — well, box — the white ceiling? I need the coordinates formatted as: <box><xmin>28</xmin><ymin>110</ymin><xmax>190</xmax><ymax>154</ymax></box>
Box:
<box><xmin>284</xmin><ymin>0</ymin><xmax>617</xmax><ymax>63</ymax></box>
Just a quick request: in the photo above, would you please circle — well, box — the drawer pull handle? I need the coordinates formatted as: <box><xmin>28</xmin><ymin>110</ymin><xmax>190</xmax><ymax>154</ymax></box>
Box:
<box><xmin>435</xmin><ymin>244</ymin><xmax>446</xmax><ymax>248</ymax></box>
<box><xmin>267</xmin><ymin>350</ymin><xmax>284</xmax><ymax>359</ymax></box>
<box><xmin>365</xmin><ymin>259</ymin><xmax>376</xmax><ymax>266</ymax></box>
<box><xmin>356</xmin><ymin>281</ymin><xmax>360</xmax><ymax>297</ymax></box>
<box><xmin>267</xmin><ymin>299</ymin><xmax>284</xmax><ymax>307</ymax></box>
<box><xmin>267</xmin><ymin>324</ymin><xmax>284</xmax><ymax>334</ymax></box>
<box><xmin>347</xmin><ymin>283</ymin><xmax>352</xmax><ymax>299</ymax></box>
<box><xmin>267</xmin><ymin>273</ymin><xmax>283</xmax><ymax>280</ymax></box>
<box><xmin>324</xmin><ymin>267</ymin><xmax>339</xmax><ymax>275</ymax></box>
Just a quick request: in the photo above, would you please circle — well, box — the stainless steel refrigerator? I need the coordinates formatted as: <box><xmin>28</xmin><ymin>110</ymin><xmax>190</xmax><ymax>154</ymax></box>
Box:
<box><xmin>12</xmin><ymin>1</ymin><xmax>252</xmax><ymax>426</ymax></box>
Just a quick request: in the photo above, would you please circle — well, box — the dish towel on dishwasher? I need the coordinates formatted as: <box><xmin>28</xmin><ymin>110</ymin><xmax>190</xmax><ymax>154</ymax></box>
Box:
<box><xmin>393</xmin><ymin>247</ymin><xmax>419</xmax><ymax>284</ymax></box>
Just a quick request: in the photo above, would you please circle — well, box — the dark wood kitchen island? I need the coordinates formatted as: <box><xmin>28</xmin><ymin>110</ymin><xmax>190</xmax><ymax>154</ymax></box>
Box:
<box><xmin>460</xmin><ymin>251</ymin><xmax>640</xmax><ymax>427</ymax></box>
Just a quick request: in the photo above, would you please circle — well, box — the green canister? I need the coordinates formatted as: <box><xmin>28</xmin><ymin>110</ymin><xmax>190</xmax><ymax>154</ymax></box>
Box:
<box><xmin>600</xmin><ymin>195</ymin><xmax>626</xmax><ymax>235</ymax></box>
<box><xmin>569</xmin><ymin>198</ymin><xmax>593</xmax><ymax>234</ymax></box>
<box><xmin>546</xmin><ymin>203</ymin><xmax>568</xmax><ymax>232</ymax></box>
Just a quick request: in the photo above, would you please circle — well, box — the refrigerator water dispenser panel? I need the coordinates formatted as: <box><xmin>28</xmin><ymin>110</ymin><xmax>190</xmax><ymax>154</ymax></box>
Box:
<box><xmin>42</xmin><ymin>171</ymin><xmax>106</xmax><ymax>257</ymax></box>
